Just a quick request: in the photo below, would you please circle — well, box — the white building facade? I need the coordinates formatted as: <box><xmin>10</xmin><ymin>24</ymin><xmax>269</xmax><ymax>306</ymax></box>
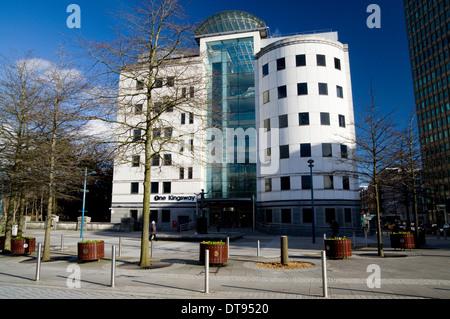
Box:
<box><xmin>110</xmin><ymin>11</ymin><xmax>360</xmax><ymax>233</ymax></box>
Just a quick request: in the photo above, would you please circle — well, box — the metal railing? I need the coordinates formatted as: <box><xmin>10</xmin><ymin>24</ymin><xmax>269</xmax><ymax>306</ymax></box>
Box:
<box><xmin>255</xmin><ymin>222</ymin><xmax>363</xmax><ymax>237</ymax></box>
<box><xmin>178</xmin><ymin>221</ymin><xmax>196</xmax><ymax>232</ymax></box>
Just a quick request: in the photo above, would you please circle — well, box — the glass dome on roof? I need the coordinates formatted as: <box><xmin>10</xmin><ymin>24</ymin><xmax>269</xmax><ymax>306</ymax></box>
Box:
<box><xmin>194</xmin><ymin>11</ymin><xmax>267</xmax><ymax>37</ymax></box>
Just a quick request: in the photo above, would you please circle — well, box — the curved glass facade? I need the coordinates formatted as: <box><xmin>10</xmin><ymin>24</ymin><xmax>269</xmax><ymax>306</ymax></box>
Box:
<box><xmin>195</xmin><ymin>11</ymin><xmax>266</xmax><ymax>37</ymax></box>
<box><xmin>205</xmin><ymin>37</ymin><xmax>256</xmax><ymax>199</ymax></box>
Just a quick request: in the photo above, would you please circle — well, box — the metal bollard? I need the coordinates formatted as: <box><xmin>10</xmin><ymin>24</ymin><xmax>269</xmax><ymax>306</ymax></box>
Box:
<box><xmin>321</xmin><ymin>250</ymin><xmax>328</xmax><ymax>298</ymax></box>
<box><xmin>111</xmin><ymin>245</ymin><xmax>116</xmax><ymax>288</ymax></box>
<box><xmin>119</xmin><ymin>237</ymin><xmax>122</xmax><ymax>257</ymax></box>
<box><xmin>227</xmin><ymin>237</ymin><xmax>229</xmax><ymax>258</ymax></box>
<box><xmin>35</xmin><ymin>243</ymin><xmax>42</xmax><ymax>281</ymax></box>
<box><xmin>204</xmin><ymin>249</ymin><xmax>209</xmax><ymax>294</ymax></box>
<box><xmin>257</xmin><ymin>240</ymin><xmax>260</xmax><ymax>257</ymax></box>
<box><xmin>61</xmin><ymin>234</ymin><xmax>64</xmax><ymax>251</ymax></box>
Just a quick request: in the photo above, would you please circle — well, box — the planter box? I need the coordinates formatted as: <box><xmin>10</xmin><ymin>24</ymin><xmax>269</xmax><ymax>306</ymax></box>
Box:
<box><xmin>10</xmin><ymin>237</ymin><xmax>35</xmax><ymax>255</ymax></box>
<box><xmin>390</xmin><ymin>233</ymin><xmax>415</xmax><ymax>249</ymax></box>
<box><xmin>199</xmin><ymin>243</ymin><xmax>228</xmax><ymax>265</ymax></box>
<box><xmin>324</xmin><ymin>239</ymin><xmax>352</xmax><ymax>259</ymax></box>
<box><xmin>78</xmin><ymin>241</ymin><xmax>104</xmax><ymax>261</ymax></box>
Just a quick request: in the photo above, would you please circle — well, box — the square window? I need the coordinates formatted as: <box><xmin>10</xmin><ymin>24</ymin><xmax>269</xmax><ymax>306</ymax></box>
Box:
<box><xmin>300</xmin><ymin>143</ymin><xmax>311</xmax><ymax>157</ymax></box>
<box><xmin>181</xmin><ymin>113</ymin><xmax>186</xmax><ymax>124</ymax></box>
<box><xmin>299</xmin><ymin>112</ymin><xmax>310</xmax><ymax>125</ymax></box>
<box><xmin>339</xmin><ymin>114</ymin><xmax>346</xmax><ymax>127</ymax></box>
<box><xmin>150</xmin><ymin>210</ymin><xmax>158</xmax><ymax>222</ymax></box>
<box><xmin>281</xmin><ymin>209</ymin><xmax>291</xmax><ymax>223</ymax></box>
<box><xmin>319</xmin><ymin>83</ymin><xmax>328</xmax><ymax>95</ymax></box>
<box><xmin>135</xmin><ymin>104</ymin><xmax>143</xmax><ymax>115</ymax></box>
<box><xmin>343</xmin><ymin>176</ymin><xmax>350</xmax><ymax>190</ymax></box>
<box><xmin>325</xmin><ymin>208</ymin><xmax>335</xmax><ymax>223</ymax></box>
<box><xmin>341</xmin><ymin>144</ymin><xmax>348</xmax><ymax>158</ymax></box>
<box><xmin>188</xmin><ymin>167</ymin><xmax>193</xmax><ymax>179</ymax></box>
<box><xmin>279</xmin><ymin>114</ymin><xmax>288</xmax><ymax>128</ymax></box>
<box><xmin>151</xmin><ymin>182</ymin><xmax>159</xmax><ymax>194</ymax></box>
<box><xmin>334</xmin><ymin>57</ymin><xmax>341</xmax><ymax>70</ymax></box>
<box><xmin>317</xmin><ymin>54</ymin><xmax>326</xmax><ymax>66</ymax></box>
<box><xmin>263</xmin><ymin>90</ymin><xmax>270</xmax><ymax>104</ymax></box>
<box><xmin>303</xmin><ymin>208</ymin><xmax>312</xmax><ymax>223</ymax></box>
<box><xmin>155</xmin><ymin>78</ymin><xmax>163</xmax><ymax>88</ymax></box>
<box><xmin>322</xmin><ymin>143</ymin><xmax>332</xmax><ymax>157</ymax></box>
<box><xmin>163</xmin><ymin>154</ymin><xmax>172</xmax><ymax>166</ymax></box>
<box><xmin>265</xmin><ymin>178</ymin><xmax>272</xmax><ymax>192</ymax></box>
<box><xmin>296</xmin><ymin>54</ymin><xmax>306</xmax><ymax>66</ymax></box>
<box><xmin>301</xmin><ymin>175</ymin><xmax>312</xmax><ymax>189</ymax></box>
<box><xmin>262</xmin><ymin>63</ymin><xmax>269</xmax><ymax>76</ymax></box>
<box><xmin>297</xmin><ymin>83</ymin><xmax>308</xmax><ymax>95</ymax></box>
<box><xmin>167</xmin><ymin>76</ymin><xmax>175</xmax><ymax>87</ymax></box>
<box><xmin>131</xmin><ymin>182</ymin><xmax>139</xmax><ymax>194</ymax></box>
<box><xmin>264</xmin><ymin>118</ymin><xmax>271</xmax><ymax>132</ymax></box>
<box><xmin>136</xmin><ymin>80</ymin><xmax>144</xmax><ymax>90</ymax></box>
<box><xmin>320</xmin><ymin>112</ymin><xmax>330</xmax><ymax>125</ymax></box>
<box><xmin>179</xmin><ymin>167</ymin><xmax>184</xmax><ymax>179</ymax></box>
<box><xmin>324</xmin><ymin>175</ymin><xmax>334</xmax><ymax>189</ymax></box>
<box><xmin>162</xmin><ymin>209</ymin><xmax>170</xmax><ymax>222</ymax></box>
<box><xmin>345</xmin><ymin>208</ymin><xmax>352</xmax><ymax>223</ymax></box>
<box><xmin>277</xmin><ymin>58</ymin><xmax>286</xmax><ymax>70</ymax></box>
<box><xmin>280</xmin><ymin>145</ymin><xmax>290</xmax><ymax>159</ymax></box>
<box><xmin>133</xmin><ymin>129</ymin><xmax>142</xmax><ymax>142</ymax></box>
<box><xmin>151</xmin><ymin>154</ymin><xmax>160</xmax><ymax>166</ymax></box>
<box><xmin>278</xmin><ymin>85</ymin><xmax>287</xmax><ymax>99</ymax></box>
<box><xmin>163</xmin><ymin>182</ymin><xmax>171</xmax><ymax>194</ymax></box>
<box><xmin>189</xmin><ymin>112</ymin><xmax>194</xmax><ymax>124</ymax></box>
<box><xmin>337</xmin><ymin>85</ymin><xmax>344</xmax><ymax>98</ymax></box>
<box><xmin>132</xmin><ymin>155</ymin><xmax>140</xmax><ymax>167</ymax></box>
<box><xmin>280</xmin><ymin>176</ymin><xmax>291</xmax><ymax>190</ymax></box>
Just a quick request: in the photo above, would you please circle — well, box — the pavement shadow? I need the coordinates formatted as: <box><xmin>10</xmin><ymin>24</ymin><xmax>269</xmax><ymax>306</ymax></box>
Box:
<box><xmin>132</xmin><ymin>279</ymin><xmax>202</xmax><ymax>294</ymax></box>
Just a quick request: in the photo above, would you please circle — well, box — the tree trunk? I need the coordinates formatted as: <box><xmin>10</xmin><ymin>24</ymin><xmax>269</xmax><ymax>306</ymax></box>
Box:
<box><xmin>43</xmin><ymin>134</ymin><xmax>57</xmax><ymax>261</ymax></box>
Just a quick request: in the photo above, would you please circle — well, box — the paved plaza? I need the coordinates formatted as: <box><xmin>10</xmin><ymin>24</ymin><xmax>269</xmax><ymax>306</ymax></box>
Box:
<box><xmin>1</xmin><ymin>229</ymin><xmax>450</xmax><ymax>302</ymax></box>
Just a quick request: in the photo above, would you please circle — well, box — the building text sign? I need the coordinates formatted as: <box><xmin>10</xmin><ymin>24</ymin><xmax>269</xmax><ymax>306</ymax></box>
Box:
<box><xmin>153</xmin><ymin>195</ymin><xmax>197</xmax><ymax>202</ymax></box>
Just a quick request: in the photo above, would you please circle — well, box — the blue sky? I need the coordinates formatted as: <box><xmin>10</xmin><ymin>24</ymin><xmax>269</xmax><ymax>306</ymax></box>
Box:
<box><xmin>0</xmin><ymin>0</ymin><xmax>415</xmax><ymax>125</ymax></box>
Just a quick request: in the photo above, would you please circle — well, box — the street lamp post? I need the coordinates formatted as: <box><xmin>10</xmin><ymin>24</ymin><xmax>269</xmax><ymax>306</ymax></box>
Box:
<box><xmin>308</xmin><ymin>159</ymin><xmax>315</xmax><ymax>244</ymax></box>
<box><xmin>80</xmin><ymin>168</ymin><xmax>96</xmax><ymax>239</ymax></box>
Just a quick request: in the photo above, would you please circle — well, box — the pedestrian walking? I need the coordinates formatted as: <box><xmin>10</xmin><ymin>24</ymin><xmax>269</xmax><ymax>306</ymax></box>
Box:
<box><xmin>150</xmin><ymin>221</ymin><xmax>157</xmax><ymax>241</ymax></box>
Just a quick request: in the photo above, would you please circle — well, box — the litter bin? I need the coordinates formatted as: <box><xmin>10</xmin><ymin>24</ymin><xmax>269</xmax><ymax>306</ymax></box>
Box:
<box><xmin>12</xmin><ymin>225</ymin><xmax>18</xmax><ymax>237</ymax></box>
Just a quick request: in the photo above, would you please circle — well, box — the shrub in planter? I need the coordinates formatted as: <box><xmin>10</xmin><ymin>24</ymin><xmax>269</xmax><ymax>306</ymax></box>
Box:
<box><xmin>390</xmin><ymin>232</ymin><xmax>415</xmax><ymax>249</ymax></box>
<box><xmin>78</xmin><ymin>240</ymin><xmax>104</xmax><ymax>261</ymax></box>
<box><xmin>199</xmin><ymin>241</ymin><xmax>228</xmax><ymax>265</ymax></box>
<box><xmin>11</xmin><ymin>237</ymin><xmax>35</xmax><ymax>255</ymax></box>
<box><xmin>324</xmin><ymin>237</ymin><xmax>352</xmax><ymax>259</ymax></box>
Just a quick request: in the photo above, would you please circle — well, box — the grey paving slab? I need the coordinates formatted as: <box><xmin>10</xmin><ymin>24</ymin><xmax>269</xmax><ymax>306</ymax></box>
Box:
<box><xmin>1</xmin><ymin>229</ymin><xmax>450</xmax><ymax>302</ymax></box>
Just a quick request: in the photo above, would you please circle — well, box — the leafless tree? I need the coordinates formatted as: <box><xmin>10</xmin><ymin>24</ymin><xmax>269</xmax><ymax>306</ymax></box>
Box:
<box><xmin>344</xmin><ymin>88</ymin><xmax>399</xmax><ymax>257</ymax></box>
<box><xmin>75</xmin><ymin>0</ymin><xmax>205</xmax><ymax>267</ymax></box>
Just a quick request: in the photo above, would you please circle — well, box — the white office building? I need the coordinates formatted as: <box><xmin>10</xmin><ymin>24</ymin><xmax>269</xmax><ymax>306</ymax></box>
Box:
<box><xmin>110</xmin><ymin>11</ymin><xmax>360</xmax><ymax>233</ymax></box>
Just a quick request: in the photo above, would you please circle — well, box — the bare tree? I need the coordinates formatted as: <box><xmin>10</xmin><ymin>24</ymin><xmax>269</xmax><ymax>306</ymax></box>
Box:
<box><xmin>0</xmin><ymin>52</ymin><xmax>44</xmax><ymax>252</ymax></box>
<box><xmin>75</xmin><ymin>0</ymin><xmax>204</xmax><ymax>267</ymax></box>
<box><xmin>345</xmin><ymin>88</ymin><xmax>399</xmax><ymax>257</ymax></box>
<box><xmin>396</xmin><ymin>111</ymin><xmax>423</xmax><ymax>246</ymax></box>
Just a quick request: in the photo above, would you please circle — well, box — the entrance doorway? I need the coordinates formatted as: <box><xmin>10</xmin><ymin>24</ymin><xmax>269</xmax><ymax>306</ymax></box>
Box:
<box><xmin>203</xmin><ymin>198</ymin><xmax>254</xmax><ymax>229</ymax></box>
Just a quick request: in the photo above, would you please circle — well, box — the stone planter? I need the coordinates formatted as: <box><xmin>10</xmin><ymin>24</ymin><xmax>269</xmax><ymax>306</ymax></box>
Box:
<box><xmin>10</xmin><ymin>237</ymin><xmax>35</xmax><ymax>255</ymax></box>
<box><xmin>199</xmin><ymin>242</ymin><xmax>228</xmax><ymax>265</ymax></box>
<box><xmin>78</xmin><ymin>240</ymin><xmax>104</xmax><ymax>261</ymax></box>
<box><xmin>390</xmin><ymin>233</ymin><xmax>415</xmax><ymax>249</ymax></box>
<box><xmin>324</xmin><ymin>238</ymin><xmax>352</xmax><ymax>259</ymax></box>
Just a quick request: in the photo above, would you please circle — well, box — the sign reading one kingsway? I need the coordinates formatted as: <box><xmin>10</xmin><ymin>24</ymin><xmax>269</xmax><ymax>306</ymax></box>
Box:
<box><xmin>152</xmin><ymin>195</ymin><xmax>197</xmax><ymax>202</ymax></box>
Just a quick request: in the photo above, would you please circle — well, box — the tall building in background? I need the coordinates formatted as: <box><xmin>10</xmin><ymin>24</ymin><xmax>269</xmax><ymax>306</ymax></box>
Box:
<box><xmin>111</xmin><ymin>11</ymin><xmax>360</xmax><ymax>233</ymax></box>
<box><xmin>404</xmin><ymin>0</ymin><xmax>450</xmax><ymax>223</ymax></box>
